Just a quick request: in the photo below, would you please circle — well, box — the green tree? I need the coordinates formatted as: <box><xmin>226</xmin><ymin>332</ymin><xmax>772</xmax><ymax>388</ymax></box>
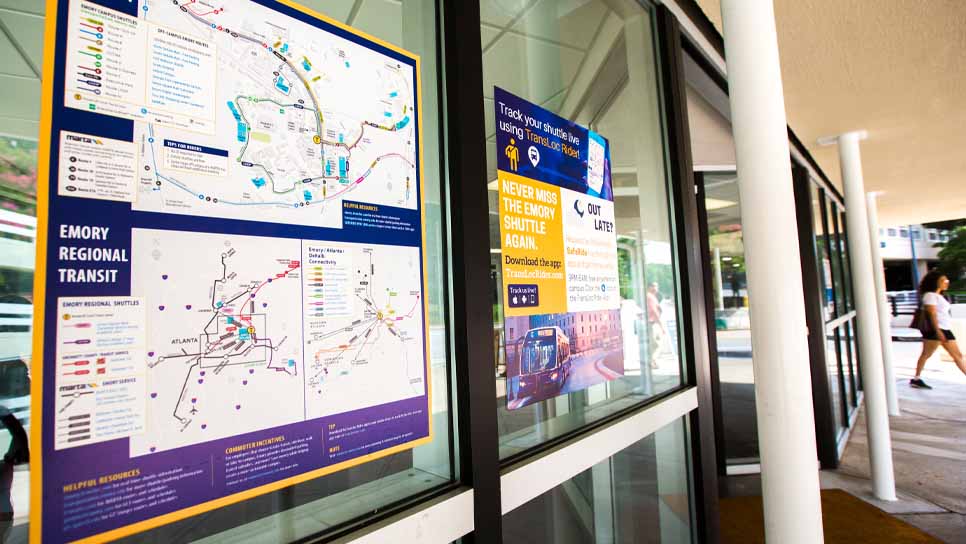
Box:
<box><xmin>937</xmin><ymin>226</ymin><xmax>966</xmax><ymax>290</ymax></box>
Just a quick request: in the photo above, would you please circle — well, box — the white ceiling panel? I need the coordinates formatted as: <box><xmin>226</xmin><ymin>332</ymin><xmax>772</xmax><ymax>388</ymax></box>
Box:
<box><xmin>541</xmin><ymin>89</ymin><xmax>565</xmax><ymax>113</ymax></box>
<box><xmin>480</xmin><ymin>0</ymin><xmax>533</xmax><ymax>27</ymax></box>
<box><xmin>0</xmin><ymin>116</ymin><xmax>38</xmax><ymax>140</ymax></box>
<box><xmin>0</xmin><ymin>74</ymin><xmax>39</xmax><ymax>139</ymax></box>
<box><xmin>350</xmin><ymin>0</ymin><xmax>403</xmax><ymax>47</ymax></box>
<box><xmin>510</xmin><ymin>0</ymin><xmax>606</xmax><ymax>51</ymax></box>
<box><xmin>695</xmin><ymin>0</ymin><xmax>966</xmax><ymax>225</ymax></box>
<box><xmin>594</xmin><ymin>85</ymin><xmax>636</xmax><ymax>169</ymax></box>
<box><xmin>0</xmin><ymin>9</ymin><xmax>44</xmax><ymax>73</ymax></box>
<box><xmin>482</xmin><ymin>31</ymin><xmax>583</xmax><ymax>104</ymax></box>
<box><xmin>294</xmin><ymin>0</ymin><xmax>356</xmax><ymax>23</ymax></box>
<box><xmin>0</xmin><ymin>0</ymin><xmax>43</xmax><ymax>15</ymax></box>
<box><xmin>0</xmin><ymin>26</ymin><xmax>35</xmax><ymax>77</ymax></box>
<box><xmin>483</xmin><ymin>97</ymin><xmax>495</xmax><ymax>139</ymax></box>
<box><xmin>481</xmin><ymin>23</ymin><xmax>501</xmax><ymax>49</ymax></box>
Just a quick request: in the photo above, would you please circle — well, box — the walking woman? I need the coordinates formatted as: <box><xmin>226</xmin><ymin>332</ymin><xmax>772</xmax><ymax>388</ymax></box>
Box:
<box><xmin>911</xmin><ymin>271</ymin><xmax>966</xmax><ymax>388</ymax></box>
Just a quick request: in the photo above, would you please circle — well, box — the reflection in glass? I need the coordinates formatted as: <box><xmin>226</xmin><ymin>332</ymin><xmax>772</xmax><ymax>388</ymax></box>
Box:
<box><xmin>502</xmin><ymin>418</ymin><xmax>692</xmax><ymax>543</ymax></box>
<box><xmin>826</xmin><ymin>328</ymin><xmax>845</xmax><ymax>437</ymax></box>
<box><xmin>839</xmin><ymin>324</ymin><xmax>855</xmax><ymax>409</ymax></box>
<box><xmin>0</xmin><ymin>134</ymin><xmax>38</xmax><ymax>543</ymax></box>
<box><xmin>0</xmin><ymin>1</ymin><xmax>459</xmax><ymax>542</ymax></box>
<box><xmin>703</xmin><ymin>173</ymin><xmax>758</xmax><ymax>465</ymax></box>
<box><xmin>484</xmin><ymin>0</ymin><xmax>684</xmax><ymax>459</ymax></box>
<box><xmin>826</xmin><ymin>200</ymin><xmax>847</xmax><ymax>318</ymax></box>
<box><xmin>843</xmin><ymin>320</ymin><xmax>860</xmax><ymax>401</ymax></box>
<box><xmin>838</xmin><ymin>211</ymin><xmax>854</xmax><ymax>313</ymax></box>
<box><xmin>812</xmin><ymin>186</ymin><xmax>834</xmax><ymax>321</ymax></box>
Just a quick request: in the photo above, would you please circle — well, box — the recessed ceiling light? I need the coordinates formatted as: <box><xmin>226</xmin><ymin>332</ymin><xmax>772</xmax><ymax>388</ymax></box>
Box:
<box><xmin>705</xmin><ymin>197</ymin><xmax>736</xmax><ymax>211</ymax></box>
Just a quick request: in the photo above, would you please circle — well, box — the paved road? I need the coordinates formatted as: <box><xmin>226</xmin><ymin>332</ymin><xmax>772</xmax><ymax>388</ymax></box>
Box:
<box><xmin>508</xmin><ymin>348</ymin><xmax>622</xmax><ymax>409</ymax></box>
<box><xmin>560</xmin><ymin>350</ymin><xmax>621</xmax><ymax>394</ymax></box>
<box><xmin>837</xmin><ymin>339</ymin><xmax>966</xmax><ymax>543</ymax></box>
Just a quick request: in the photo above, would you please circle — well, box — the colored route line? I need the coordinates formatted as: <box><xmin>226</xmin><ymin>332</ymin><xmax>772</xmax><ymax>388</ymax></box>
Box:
<box><xmin>156</xmin><ymin>0</ymin><xmax>414</xmax><ymax>208</ymax></box>
<box><xmin>147</xmin><ymin>248</ymin><xmax>300</xmax><ymax>430</ymax></box>
<box><xmin>146</xmin><ymin>122</ymin><xmax>413</xmax><ymax>209</ymax></box>
<box><xmin>307</xmin><ymin>252</ymin><xmax>419</xmax><ymax>389</ymax></box>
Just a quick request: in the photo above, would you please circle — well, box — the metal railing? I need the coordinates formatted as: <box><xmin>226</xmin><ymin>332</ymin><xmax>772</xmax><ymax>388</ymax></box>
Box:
<box><xmin>887</xmin><ymin>290</ymin><xmax>966</xmax><ymax>316</ymax></box>
<box><xmin>887</xmin><ymin>290</ymin><xmax>918</xmax><ymax>317</ymax></box>
<box><xmin>0</xmin><ymin>208</ymin><xmax>37</xmax><ymax>240</ymax></box>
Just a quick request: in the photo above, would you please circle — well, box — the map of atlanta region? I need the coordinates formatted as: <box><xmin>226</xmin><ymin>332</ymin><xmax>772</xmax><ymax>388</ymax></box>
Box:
<box><xmin>129</xmin><ymin>228</ymin><xmax>425</xmax><ymax>456</ymax></box>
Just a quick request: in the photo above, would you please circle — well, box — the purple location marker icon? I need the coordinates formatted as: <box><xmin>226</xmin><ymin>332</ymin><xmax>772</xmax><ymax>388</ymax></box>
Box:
<box><xmin>235</xmin><ymin>404</ymin><xmax>241</xmax><ymax>410</ymax></box>
<box><xmin>262</xmin><ymin>303</ymin><xmax>268</xmax><ymax>308</ymax></box>
<box><xmin>191</xmin><ymin>398</ymin><xmax>197</xmax><ymax>404</ymax></box>
<box><xmin>148</xmin><ymin>351</ymin><xmax>155</xmax><ymax>357</ymax></box>
<box><xmin>162</xmin><ymin>275</ymin><xmax>168</xmax><ymax>280</ymax></box>
<box><xmin>249</xmin><ymin>369</ymin><xmax>254</xmax><ymax>374</ymax></box>
<box><xmin>201</xmin><ymin>424</ymin><xmax>207</xmax><ymax>430</ymax></box>
<box><xmin>150</xmin><ymin>447</ymin><xmax>156</xmax><ymax>452</ymax></box>
<box><xmin>186</xmin><ymin>304</ymin><xmax>192</xmax><ymax>310</ymax></box>
<box><xmin>198</xmin><ymin>379</ymin><xmax>204</xmax><ymax>384</ymax></box>
<box><xmin>242</xmin><ymin>380</ymin><xmax>248</xmax><ymax>385</ymax></box>
<box><xmin>200</xmin><ymin>371</ymin><xmax>206</xmax><ymax>376</ymax></box>
<box><xmin>159</xmin><ymin>305</ymin><xmax>165</xmax><ymax>311</ymax></box>
<box><xmin>150</xmin><ymin>393</ymin><xmax>157</xmax><ymax>399</ymax></box>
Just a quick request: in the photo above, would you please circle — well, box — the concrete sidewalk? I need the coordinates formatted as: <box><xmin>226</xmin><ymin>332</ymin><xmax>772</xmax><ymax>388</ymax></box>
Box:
<box><xmin>832</xmin><ymin>339</ymin><xmax>966</xmax><ymax>543</ymax></box>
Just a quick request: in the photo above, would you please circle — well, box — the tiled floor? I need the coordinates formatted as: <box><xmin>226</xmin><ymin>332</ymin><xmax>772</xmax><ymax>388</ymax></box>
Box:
<box><xmin>718</xmin><ymin>338</ymin><xmax>966</xmax><ymax>543</ymax></box>
<box><xmin>834</xmin><ymin>339</ymin><xmax>966</xmax><ymax>543</ymax></box>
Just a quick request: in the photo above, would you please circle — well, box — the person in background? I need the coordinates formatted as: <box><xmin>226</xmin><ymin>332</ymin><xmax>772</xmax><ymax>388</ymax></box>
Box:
<box><xmin>911</xmin><ymin>271</ymin><xmax>966</xmax><ymax>388</ymax></box>
<box><xmin>646</xmin><ymin>282</ymin><xmax>669</xmax><ymax>367</ymax></box>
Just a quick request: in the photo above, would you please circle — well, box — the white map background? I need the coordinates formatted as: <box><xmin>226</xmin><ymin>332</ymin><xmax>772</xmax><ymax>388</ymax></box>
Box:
<box><xmin>133</xmin><ymin>0</ymin><xmax>418</xmax><ymax>228</ymax></box>
<box><xmin>130</xmin><ymin>228</ymin><xmax>305</xmax><ymax>456</ymax></box>
<box><xmin>130</xmin><ymin>229</ymin><xmax>427</xmax><ymax>456</ymax></box>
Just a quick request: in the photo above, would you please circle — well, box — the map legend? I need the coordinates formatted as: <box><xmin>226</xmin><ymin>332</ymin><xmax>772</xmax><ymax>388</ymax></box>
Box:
<box><xmin>65</xmin><ymin>0</ymin><xmax>216</xmax><ymax>132</ymax></box>
<box><xmin>303</xmin><ymin>244</ymin><xmax>352</xmax><ymax>320</ymax></box>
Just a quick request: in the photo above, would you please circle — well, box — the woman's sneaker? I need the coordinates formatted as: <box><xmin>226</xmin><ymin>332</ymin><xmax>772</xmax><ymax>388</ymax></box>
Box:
<box><xmin>909</xmin><ymin>378</ymin><xmax>932</xmax><ymax>389</ymax></box>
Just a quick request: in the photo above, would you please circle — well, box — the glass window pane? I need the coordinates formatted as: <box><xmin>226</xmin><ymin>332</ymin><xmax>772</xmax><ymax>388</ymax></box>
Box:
<box><xmin>838</xmin><ymin>211</ymin><xmax>854</xmax><ymax>312</ymax></box>
<box><xmin>826</xmin><ymin>328</ymin><xmax>845</xmax><ymax>437</ymax></box>
<box><xmin>484</xmin><ymin>1</ymin><xmax>685</xmax><ymax>459</ymax></box>
<box><xmin>838</xmin><ymin>325</ymin><xmax>855</xmax><ymax>410</ymax></box>
<box><xmin>846</xmin><ymin>318</ymin><xmax>862</xmax><ymax>393</ymax></box>
<box><xmin>8</xmin><ymin>1</ymin><xmax>456</xmax><ymax>542</ymax></box>
<box><xmin>813</xmin><ymin>187</ymin><xmax>834</xmax><ymax>321</ymax></box>
<box><xmin>826</xmin><ymin>200</ymin><xmax>846</xmax><ymax>318</ymax></box>
<box><xmin>502</xmin><ymin>417</ymin><xmax>692</xmax><ymax>543</ymax></box>
<box><xmin>0</xmin><ymin>17</ymin><xmax>41</xmax><ymax>541</ymax></box>
<box><xmin>705</xmin><ymin>173</ymin><xmax>758</xmax><ymax>464</ymax></box>
<box><xmin>0</xmin><ymin>135</ymin><xmax>38</xmax><ymax>543</ymax></box>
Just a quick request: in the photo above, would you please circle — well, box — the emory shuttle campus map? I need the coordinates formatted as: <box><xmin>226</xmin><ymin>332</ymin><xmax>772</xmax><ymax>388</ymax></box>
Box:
<box><xmin>129</xmin><ymin>2</ymin><xmax>418</xmax><ymax>227</ymax></box>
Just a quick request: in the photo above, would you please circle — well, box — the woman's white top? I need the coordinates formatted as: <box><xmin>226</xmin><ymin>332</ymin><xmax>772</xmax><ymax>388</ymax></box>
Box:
<box><xmin>922</xmin><ymin>292</ymin><xmax>952</xmax><ymax>330</ymax></box>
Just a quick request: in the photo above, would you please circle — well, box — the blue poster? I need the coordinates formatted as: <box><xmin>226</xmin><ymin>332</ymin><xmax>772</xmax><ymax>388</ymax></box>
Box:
<box><xmin>32</xmin><ymin>1</ymin><xmax>431</xmax><ymax>541</ymax></box>
<box><xmin>494</xmin><ymin>86</ymin><xmax>613</xmax><ymax>200</ymax></box>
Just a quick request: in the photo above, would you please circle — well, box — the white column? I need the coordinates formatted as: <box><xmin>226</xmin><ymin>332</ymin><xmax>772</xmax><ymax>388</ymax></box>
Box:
<box><xmin>719</xmin><ymin>2</ymin><xmax>824</xmax><ymax>542</ymax></box>
<box><xmin>866</xmin><ymin>193</ymin><xmax>900</xmax><ymax>416</ymax></box>
<box><xmin>826</xmin><ymin>131</ymin><xmax>897</xmax><ymax>500</ymax></box>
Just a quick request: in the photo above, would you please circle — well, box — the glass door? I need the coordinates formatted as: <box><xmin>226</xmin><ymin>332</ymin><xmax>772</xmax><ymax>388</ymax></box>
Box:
<box><xmin>697</xmin><ymin>171</ymin><xmax>760</xmax><ymax>469</ymax></box>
